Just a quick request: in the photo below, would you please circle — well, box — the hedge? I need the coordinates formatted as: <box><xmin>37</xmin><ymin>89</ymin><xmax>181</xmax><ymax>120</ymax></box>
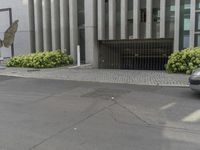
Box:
<box><xmin>6</xmin><ymin>50</ymin><xmax>73</xmax><ymax>68</ymax></box>
<box><xmin>166</xmin><ymin>47</ymin><xmax>200</xmax><ymax>74</ymax></box>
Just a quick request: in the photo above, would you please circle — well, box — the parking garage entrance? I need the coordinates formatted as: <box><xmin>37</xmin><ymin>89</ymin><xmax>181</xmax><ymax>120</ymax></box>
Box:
<box><xmin>98</xmin><ymin>38</ymin><xmax>173</xmax><ymax>70</ymax></box>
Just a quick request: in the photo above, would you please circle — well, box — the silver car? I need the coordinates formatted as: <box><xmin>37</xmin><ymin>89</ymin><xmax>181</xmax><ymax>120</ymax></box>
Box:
<box><xmin>189</xmin><ymin>68</ymin><xmax>200</xmax><ymax>92</ymax></box>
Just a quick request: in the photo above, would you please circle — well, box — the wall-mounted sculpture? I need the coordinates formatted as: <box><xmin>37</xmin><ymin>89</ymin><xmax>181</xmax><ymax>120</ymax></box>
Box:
<box><xmin>0</xmin><ymin>20</ymin><xmax>19</xmax><ymax>48</ymax></box>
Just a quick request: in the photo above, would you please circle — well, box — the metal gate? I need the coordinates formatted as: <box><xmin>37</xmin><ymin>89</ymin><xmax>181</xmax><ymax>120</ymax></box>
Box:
<box><xmin>98</xmin><ymin>38</ymin><xmax>173</xmax><ymax>70</ymax></box>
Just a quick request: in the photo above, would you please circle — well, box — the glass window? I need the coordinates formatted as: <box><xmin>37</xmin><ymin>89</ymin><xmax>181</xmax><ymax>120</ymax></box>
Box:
<box><xmin>116</xmin><ymin>0</ymin><xmax>120</xmax><ymax>39</ymax></box>
<box><xmin>184</xmin><ymin>4</ymin><xmax>190</xmax><ymax>10</ymax></box>
<box><xmin>170</xmin><ymin>5</ymin><xmax>175</xmax><ymax>11</ymax></box>
<box><xmin>140</xmin><ymin>9</ymin><xmax>146</xmax><ymax>22</ymax></box>
<box><xmin>195</xmin><ymin>34</ymin><xmax>200</xmax><ymax>47</ymax></box>
<box><xmin>196</xmin><ymin>12</ymin><xmax>200</xmax><ymax>31</ymax></box>
<box><xmin>166</xmin><ymin>0</ymin><xmax>175</xmax><ymax>38</ymax></box>
<box><xmin>128</xmin><ymin>0</ymin><xmax>133</xmax><ymax>38</ymax></box>
<box><xmin>183</xmin><ymin>0</ymin><xmax>190</xmax><ymax>10</ymax></box>
<box><xmin>78</xmin><ymin>0</ymin><xmax>84</xmax><ymax>27</ymax></box>
<box><xmin>105</xmin><ymin>0</ymin><xmax>109</xmax><ymax>39</ymax></box>
<box><xmin>183</xmin><ymin>35</ymin><xmax>190</xmax><ymax>48</ymax></box>
<box><xmin>153</xmin><ymin>8</ymin><xmax>160</xmax><ymax>23</ymax></box>
<box><xmin>196</xmin><ymin>0</ymin><xmax>200</xmax><ymax>10</ymax></box>
<box><xmin>180</xmin><ymin>0</ymin><xmax>190</xmax><ymax>50</ymax></box>
<box><xmin>184</xmin><ymin>14</ymin><xmax>190</xmax><ymax>31</ymax></box>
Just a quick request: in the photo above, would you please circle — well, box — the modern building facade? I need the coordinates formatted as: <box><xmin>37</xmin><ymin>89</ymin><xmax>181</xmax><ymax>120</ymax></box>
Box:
<box><xmin>0</xmin><ymin>0</ymin><xmax>200</xmax><ymax>67</ymax></box>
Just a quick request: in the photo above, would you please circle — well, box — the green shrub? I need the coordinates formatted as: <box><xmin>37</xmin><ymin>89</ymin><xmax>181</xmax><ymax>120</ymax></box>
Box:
<box><xmin>166</xmin><ymin>47</ymin><xmax>200</xmax><ymax>74</ymax></box>
<box><xmin>6</xmin><ymin>50</ymin><xmax>74</xmax><ymax>68</ymax></box>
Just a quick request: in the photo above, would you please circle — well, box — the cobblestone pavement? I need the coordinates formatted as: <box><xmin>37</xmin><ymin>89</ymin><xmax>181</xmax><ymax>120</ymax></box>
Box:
<box><xmin>0</xmin><ymin>67</ymin><xmax>189</xmax><ymax>87</ymax></box>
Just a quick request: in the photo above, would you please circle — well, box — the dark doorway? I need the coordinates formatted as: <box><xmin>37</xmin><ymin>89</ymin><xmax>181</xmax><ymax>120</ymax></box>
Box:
<box><xmin>99</xmin><ymin>39</ymin><xmax>173</xmax><ymax>70</ymax></box>
<box><xmin>79</xmin><ymin>28</ymin><xmax>85</xmax><ymax>63</ymax></box>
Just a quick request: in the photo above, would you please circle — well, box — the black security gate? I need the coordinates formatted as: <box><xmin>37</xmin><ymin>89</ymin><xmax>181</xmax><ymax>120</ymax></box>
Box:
<box><xmin>98</xmin><ymin>38</ymin><xmax>173</xmax><ymax>70</ymax></box>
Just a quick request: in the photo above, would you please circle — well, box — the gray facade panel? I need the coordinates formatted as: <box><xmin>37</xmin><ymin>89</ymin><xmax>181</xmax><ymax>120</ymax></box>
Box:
<box><xmin>51</xmin><ymin>0</ymin><xmax>61</xmax><ymax>50</ymax></box>
<box><xmin>69</xmin><ymin>0</ymin><xmax>78</xmax><ymax>62</ymax></box>
<box><xmin>85</xmin><ymin>0</ymin><xmax>98</xmax><ymax>66</ymax></box>
<box><xmin>42</xmin><ymin>0</ymin><xmax>52</xmax><ymax>51</ymax></box>
<box><xmin>0</xmin><ymin>0</ymin><xmax>199</xmax><ymax>66</ymax></box>
<box><xmin>34</xmin><ymin>0</ymin><xmax>43</xmax><ymax>51</ymax></box>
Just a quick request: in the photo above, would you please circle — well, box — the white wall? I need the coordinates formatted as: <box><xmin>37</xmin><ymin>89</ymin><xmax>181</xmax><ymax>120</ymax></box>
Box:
<box><xmin>0</xmin><ymin>0</ymin><xmax>30</xmax><ymax>56</ymax></box>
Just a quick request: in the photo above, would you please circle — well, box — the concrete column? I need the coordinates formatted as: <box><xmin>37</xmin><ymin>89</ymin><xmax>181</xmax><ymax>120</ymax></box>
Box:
<box><xmin>160</xmin><ymin>0</ymin><xmax>166</xmax><ymax>38</ymax></box>
<box><xmin>51</xmin><ymin>0</ymin><xmax>61</xmax><ymax>50</ymax></box>
<box><xmin>85</xmin><ymin>0</ymin><xmax>98</xmax><ymax>67</ymax></box>
<box><xmin>108</xmin><ymin>0</ymin><xmax>116</xmax><ymax>39</ymax></box>
<box><xmin>34</xmin><ymin>0</ymin><xmax>43</xmax><ymax>51</ymax></box>
<box><xmin>121</xmin><ymin>0</ymin><xmax>128</xmax><ymax>39</ymax></box>
<box><xmin>69</xmin><ymin>0</ymin><xmax>78</xmax><ymax>62</ymax></box>
<box><xmin>60</xmin><ymin>0</ymin><xmax>70</xmax><ymax>52</ymax></box>
<box><xmin>174</xmin><ymin>0</ymin><xmax>181</xmax><ymax>51</ymax></box>
<box><xmin>28</xmin><ymin>0</ymin><xmax>35</xmax><ymax>53</ymax></box>
<box><xmin>97</xmin><ymin>0</ymin><xmax>106</xmax><ymax>40</ymax></box>
<box><xmin>42</xmin><ymin>0</ymin><xmax>52</xmax><ymax>51</ymax></box>
<box><xmin>133</xmin><ymin>0</ymin><xmax>140</xmax><ymax>39</ymax></box>
<box><xmin>190</xmin><ymin>0</ymin><xmax>196</xmax><ymax>47</ymax></box>
<box><xmin>146</xmin><ymin>0</ymin><xmax>152</xmax><ymax>38</ymax></box>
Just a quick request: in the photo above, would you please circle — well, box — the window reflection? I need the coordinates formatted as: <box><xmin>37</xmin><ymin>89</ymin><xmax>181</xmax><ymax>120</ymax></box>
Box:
<box><xmin>180</xmin><ymin>0</ymin><xmax>190</xmax><ymax>49</ymax></box>
<box><xmin>195</xmin><ymin>34</ymin><xmax>200</xmax><ymax>47</ymax></box>
<box><xmin>196</xmin><ymin>0</ymin><xmax>200</xmax><ymax>10</ymax></box>
<box><xmin>195</xmin><ymin>0</ymin><xmax>200</xmax><ymax>46</ymax></box>
<box><xmin>166</xmin><ymin>0</ymin><xmax>175</xmax><ymax>38</ymax></box>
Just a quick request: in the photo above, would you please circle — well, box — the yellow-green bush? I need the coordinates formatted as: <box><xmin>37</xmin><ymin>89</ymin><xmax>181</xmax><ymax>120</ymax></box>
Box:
<box><xmin>6</xmin><ymin>50</ymin><xmax>73</xmax><ymax>68</ymax></box>
<box><xmin>166</xmin><ymin>47</ymin><xmax>200</xmax><ymax>74</ymax></box>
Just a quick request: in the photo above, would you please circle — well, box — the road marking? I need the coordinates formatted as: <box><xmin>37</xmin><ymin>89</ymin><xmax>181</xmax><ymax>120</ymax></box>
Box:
<box><xmin>160</xmin><ymin>102</ymin><xmax>176</xmax><ymax>110</ymax></box>
<box><xmin>182</xmin><ymin>109</ymin><xmax>200</xmax><ymax>122</ymax></box>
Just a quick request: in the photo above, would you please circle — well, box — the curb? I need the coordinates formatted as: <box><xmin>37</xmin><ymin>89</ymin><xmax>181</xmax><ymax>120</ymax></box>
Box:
<box><xmin>0</xmin><ymin>73</ymin><xmax>189</xmax><ymax>88</ymax></box>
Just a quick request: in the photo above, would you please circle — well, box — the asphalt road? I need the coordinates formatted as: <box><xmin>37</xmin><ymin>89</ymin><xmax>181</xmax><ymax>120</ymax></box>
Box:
<box><xmin>0</xmin><ymin>76</ymin><xmax>199</xmax><ymax>150</ymax></box>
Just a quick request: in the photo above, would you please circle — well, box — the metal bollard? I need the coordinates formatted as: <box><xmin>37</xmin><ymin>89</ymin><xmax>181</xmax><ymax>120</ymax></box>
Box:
<box><xmin>77</xmin><ymin>45</ymin><xmax>81</xmax><ymax>66</ymax></box>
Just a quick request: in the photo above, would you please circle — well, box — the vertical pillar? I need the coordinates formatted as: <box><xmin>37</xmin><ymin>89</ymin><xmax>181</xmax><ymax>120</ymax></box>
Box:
<box><xmin>69</xmin><ymin>0</ymin><xmax>78</xmax><ymax>62</ymax></box>
<box><xmin>121</xmin><ymin>0</ymin><xmax>128</xmax><ymax>39</ymax></box>
<box><xmin>174</xmin><ymin>0</ymin><xmax>181</xmax><ymax>51</ymax></box>
<box><xmin>97</xmin><ymin>0</ymin><xmax>106</xmax><ymax>40</ymax></box>
<box><xmin>51</xmin><ymin>0</ymin><xmax>61</xmax><ymax>50</ymax></box>
<box><xmin>109</xmin><ymin>0</ymin><xmax>116</xmax><ymax>39</ymax></box>
<box><xmin>190</xmin><ymin>0</ymin><xmax>196</xmax><ymax>47</ymax></box>
<box><xmin>60</xmin><ymin>0</ymin><xmax>70</xmax><ymax>52</ymax></box>
<box><xmin>85</xmin><ymin>0</ymin><xmax>98</xmax><ymax>66</ymax></box>
<box><xmin>160</xmin><ymin>0</ymin><xmax>166</xmax><ymax>38</ymax></box>
<box><xmin>133</xmin><ymin>0</ymin><xmax>140</xmax><ymax>39</ymax></box>
<box><xmin>146</xmin><ymin>0</ymin><xmax>152</xmax><ymax>38</ymax></box>
<box><xmin>34</xmin><ymin>0</ymin><xmax>43</xmax><ymax>51</ymax></box>
<box><xmin>42</xmin><ymin>0</ymin><xmax>52</xmax><ymax>51</ymax></box>
<box><xmin>28</xmin><ymin>0</ymin><xmax>35</xmax><ymax>53</ymax></box>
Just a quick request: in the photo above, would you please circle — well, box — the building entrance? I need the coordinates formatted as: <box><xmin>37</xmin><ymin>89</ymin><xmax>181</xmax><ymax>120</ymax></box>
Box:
<box><xmin>99</xmin><ymin>38</ymin><xmax>173</xmax><ymax>70</ymax></box>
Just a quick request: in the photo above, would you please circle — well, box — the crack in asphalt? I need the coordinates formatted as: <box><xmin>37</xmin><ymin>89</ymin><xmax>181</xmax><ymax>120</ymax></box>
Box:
<box><xmin>107</xmin><ymin>104</ymin><xmax>200</xmax><ymax>135</ymax></box>
<box><xmin>29</xmin><ymin>102</ymin><xmax>116</xmax><ymax>150</ymax></box>
<box><xmin>30</xmin><ymin>97</ymin><xmax>200</xmax><ymax>150</ymax></box>
<box><xmin>110</xmin><ymin>99</ymin><xmax>151</xmax><ymax>125</ymax></box>
<box><xmin>113</xmin><ymin>100</ymin><xmax>200</xmax><ymax>135</ymax></box>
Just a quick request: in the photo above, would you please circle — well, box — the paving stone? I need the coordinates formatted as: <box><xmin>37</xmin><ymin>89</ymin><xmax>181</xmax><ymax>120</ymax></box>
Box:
<box><xmin>0</xmin><ymin>68</ymin><xmax>189</xmax><ymax>87</ymax></box>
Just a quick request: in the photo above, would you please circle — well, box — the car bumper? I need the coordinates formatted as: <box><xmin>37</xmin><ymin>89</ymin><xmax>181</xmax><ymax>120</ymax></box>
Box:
<box><xmin>190</xmin><ymin>84</ymin><xmax>200</xmax><ymax>92</ymax></box>
<box><xmin>189</xmin><ymin>76</ymin><xmax>200</xmax><ymax>91</ymax></box>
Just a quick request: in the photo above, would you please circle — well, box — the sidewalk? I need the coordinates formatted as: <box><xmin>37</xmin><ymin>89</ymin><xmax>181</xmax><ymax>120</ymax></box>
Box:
<box><xmin>0</xmin><ymin>67</ymin><xmax>189</xmax><ymax>87</ymax></box>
